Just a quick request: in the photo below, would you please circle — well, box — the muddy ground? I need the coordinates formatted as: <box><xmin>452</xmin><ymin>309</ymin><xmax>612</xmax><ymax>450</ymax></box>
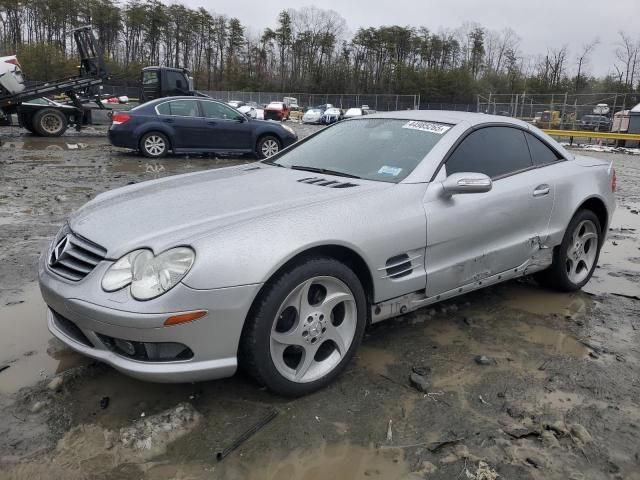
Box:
<box><xmin>0</xmin><ymin>123</ymin><xmax>639</xmax><ymax>480</ymax></box>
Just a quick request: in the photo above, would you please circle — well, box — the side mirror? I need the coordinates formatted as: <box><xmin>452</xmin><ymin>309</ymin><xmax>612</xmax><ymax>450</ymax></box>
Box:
<box><xmin>441</xmin><ymin>172</ymin><xmax>492</xmax><ymax>195</ymax></box>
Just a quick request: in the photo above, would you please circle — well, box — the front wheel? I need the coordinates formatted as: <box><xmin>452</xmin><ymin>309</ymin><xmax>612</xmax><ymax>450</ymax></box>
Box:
<box><xmin>535</xmin><ymin>209</ymin><xmax>602</xmax><ymax>291</ymax></box>
<box><xmin>240</xmin><ymin>257</ymin><xmax>367</xmax><ymax>396</ymax></box>
<box><xmin>256</xmin><ymin>135</ymin><xmax>281</xmax><ymax>159</ymax></box>
<box><xmin>139</xmin><ymin>132</ymin><xmax>169</xmax><ymax>158</ymax></box>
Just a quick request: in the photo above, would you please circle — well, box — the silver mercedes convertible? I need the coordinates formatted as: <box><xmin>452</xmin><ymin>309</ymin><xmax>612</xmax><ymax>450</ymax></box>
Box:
<box><xmin>39</xmin><ymin>111</ymin><xmax>616</xmax><ymax>396</ymax></box>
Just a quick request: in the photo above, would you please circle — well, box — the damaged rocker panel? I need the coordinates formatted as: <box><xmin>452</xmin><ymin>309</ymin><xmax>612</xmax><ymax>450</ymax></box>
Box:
<box><xmin>370</xmin><ymin>247</ymin><xmax>554</xmax><ymax>324</ymax></box>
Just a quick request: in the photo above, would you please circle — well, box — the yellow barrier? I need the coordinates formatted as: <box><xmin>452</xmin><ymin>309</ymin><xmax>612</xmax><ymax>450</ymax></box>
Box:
<box><xmin>542</xmin><ymin>129</ymin><xmax>640</xmax><ymax>142</ymax></box>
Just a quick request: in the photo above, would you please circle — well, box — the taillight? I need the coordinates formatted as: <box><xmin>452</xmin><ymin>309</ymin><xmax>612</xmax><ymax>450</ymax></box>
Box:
<box><xmin>4</xmin><ymin>57</ymin><xmax>19</xmax><ymax>66</ymax></box>
<box><xmin>111</xmin><ymin>112</ymin><xmax>131</xmax><ymax>125</ymax></box>
<box><xmin>612</xmin><ymin>168</ymin><xmax>616</xmax><ymax>192</ymax></box>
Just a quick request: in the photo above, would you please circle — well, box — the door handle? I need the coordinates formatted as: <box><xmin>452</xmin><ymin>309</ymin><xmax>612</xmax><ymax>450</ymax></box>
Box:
<box><xmin>533</xmin><ymin>184</ymin><xmax>550</xmax><ymax>197</ymax></box>
<box><xmin>207</xmin><ymin>121</ymin><xmax>217</xmax><ymax>125</ymax></box>
<box><xmin>162</xmin><ymin>118</ymin><xmax>174</xmax><ymax>124</ymax></box>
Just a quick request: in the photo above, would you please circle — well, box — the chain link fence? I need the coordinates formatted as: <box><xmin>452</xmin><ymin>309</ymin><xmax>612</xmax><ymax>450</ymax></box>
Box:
<box><xmin>200</xmin><ymin>90</ymin><xmax>420</xmax><ymax>111</ymax></box>
<box><xmin>477</xmin><ymin>92</ymin><xmax>640</xmax><ymax>130</ymax></box>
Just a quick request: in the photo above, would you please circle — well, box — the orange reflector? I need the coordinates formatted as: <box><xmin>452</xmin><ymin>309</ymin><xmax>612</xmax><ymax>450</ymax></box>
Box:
<box><xmin>164</xmin><ymin>310</ymin><xmax>207</xmax><ymax>326</ymax></box>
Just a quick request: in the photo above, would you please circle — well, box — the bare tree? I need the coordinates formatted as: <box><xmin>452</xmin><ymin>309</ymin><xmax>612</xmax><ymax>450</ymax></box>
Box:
<box><xmin>575</xmin><ymin>38</ymin><xmax>599</xmax><ymax>91</ymax></box>
<box><xmin>615</xmin><ymin>31</ymin><xmax>639</xmax><ymax>90</ymax></box>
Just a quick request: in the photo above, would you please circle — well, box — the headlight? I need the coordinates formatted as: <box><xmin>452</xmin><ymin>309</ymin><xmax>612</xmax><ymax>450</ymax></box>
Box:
<box><xmin>101</xmin><ymin>247</ymin><xmax>195</xmax><ymax>301</ymax></box>
<box><xmin>281</xmin><ymin>124</ymin><xmax>295</xmax><ymax>136</ymax></box>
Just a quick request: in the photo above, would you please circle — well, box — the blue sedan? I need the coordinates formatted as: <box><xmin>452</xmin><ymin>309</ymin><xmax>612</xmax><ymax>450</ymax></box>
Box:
<box><xmin>108</xmin><ymin>97</ymin><xmax>298</xmax><ymax>158</ymax></box>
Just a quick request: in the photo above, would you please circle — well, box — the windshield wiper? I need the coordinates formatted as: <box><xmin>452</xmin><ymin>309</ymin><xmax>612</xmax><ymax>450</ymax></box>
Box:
<box><xmin>290</xmin><ymin>165</ymin><xmax>361</xmax><ymax>179</ymax></box>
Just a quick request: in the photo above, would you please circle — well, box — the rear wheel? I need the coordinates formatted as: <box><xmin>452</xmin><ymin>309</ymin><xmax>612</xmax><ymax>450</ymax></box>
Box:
<box><xmin>240</xmin><ymin>257</ymin><xmax>367</xmax><ymax>396</ymax></box>
<box><xmin>535</xmin><ymin>209</ymin><xmax>602</xmax><ymax>291</ymax></box>
<box><xmin>257</xmin><ymin>135</ymin><xmax>281</xmax><ymax>159</ymax></box>
<box><xmin>33</xmin><ymin>108</ymin><xmax>68</xmax><ymax>137</ymax></box>
<box><xmin>139</xmin><ymin>132</ymin><xmax>169</xmax><ymax>158</ymax></box>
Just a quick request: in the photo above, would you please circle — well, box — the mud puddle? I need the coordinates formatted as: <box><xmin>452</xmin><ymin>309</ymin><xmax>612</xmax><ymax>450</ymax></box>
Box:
<box><xmin>498</xmin><ymin>283</ymin><xmax>590</xmax><ymax>317</ymax></box>
<box><xmin>585</xmin><ymin>204</ymin><xmax>640</xmax><ymax>297</ymax></box>
<box><xmin>512</xmin><ymin>322</ymin><xmax>589</xmax><ymax>358</ymax></box>
<box><xmin>0</xmin><ymin>283</ymin><xmax>88</xmax><ymax>394</ymax></box>
<box><xmin>218</xmin><ymin>441</ymin><xmax>407</xmax><ymax>480</ymax></box>
<box><xmin>0</xmin><ymin>136</ymin><xmax>103</xmax><ymax>151</ymax></box>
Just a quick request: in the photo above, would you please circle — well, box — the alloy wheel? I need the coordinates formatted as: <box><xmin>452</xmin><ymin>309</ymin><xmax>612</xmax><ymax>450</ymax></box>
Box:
<box><xmin>144</xmin><ymin>135</ymin><xmax>166</xmax><ymax>156</ymax></box>
<box><xmin>566</xmin><ymin>219</ymin><xmax>599</xmax><ymax>284</ymax></box>
<box><xmin>269</xmin><ymin>276</ymin><xmax>357</xmax><ymax>383</ymax></box>
<box><xmin>261</xmin><ymin>139</ymin><xmax>279</xmax><ymax>157</ymax></box>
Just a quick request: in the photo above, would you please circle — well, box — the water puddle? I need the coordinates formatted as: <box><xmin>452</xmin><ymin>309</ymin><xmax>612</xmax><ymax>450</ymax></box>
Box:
<box><xmin>499</xmin><ymin>283</ymin><xmax>590</xmax><ymax>316</ymax></box>
<box><xmin>108</xmin><ymin>157</ymin><xmax>248</xmax><ymax>176</ymax></box>
<box><xmin>0</xmin><ymin>137</ymin><xmax>101</xmax><ymax>151</ymax></box>
<box><xmin>585</xmin><ymin>204</ymin><xmax>640</xmax><ymax>297</ymax></box>
<box><xmin>512</xmin><ymin>322</ymin><xmax>589</xmax><ymax>358</ymax></box>
<box><xmin>219</xmin><ymin>441</ymin><xmax>408</xmax><ymax>480</ymax></box>
<box><xmin>355</xmin><ymin>347</ymin><xmax>399</xmax><ymax>375</ymax></box>
<box><xmin>0</xmin><ymin>283</ymin><xmax>88</xmax><ymax>394</ymax></box>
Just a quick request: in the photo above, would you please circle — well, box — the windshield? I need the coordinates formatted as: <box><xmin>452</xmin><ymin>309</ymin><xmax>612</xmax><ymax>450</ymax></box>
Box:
<box><xmin>272</xmin><ymin>118</ymin><xmax>451</xmax><ymax>183</ymax></box>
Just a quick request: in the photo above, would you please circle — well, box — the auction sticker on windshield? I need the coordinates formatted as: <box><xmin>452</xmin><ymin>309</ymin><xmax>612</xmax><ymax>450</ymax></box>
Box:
<box><xmin>378</xmin><ymin>165</ymin><xmax>403</xmax><ymax>177</ymax></box>
<box><xmin>402</xmin><ymin>121</ymin><xmax>451</xmax><ymax>134</ymax></box>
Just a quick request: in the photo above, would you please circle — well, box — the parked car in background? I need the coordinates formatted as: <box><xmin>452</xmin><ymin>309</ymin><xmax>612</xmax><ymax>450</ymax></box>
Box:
<box><xmin>302</xmin><ymin>107</ymin><xmax>326</xmax><ymax>124</ymax></box>
<box><xmin>108</xmin><ymin>97</ymin><xmax>297</xmax><ymax>158</ymax></box>
<box><xmin>237</xmin><ymin>104</ymin><xmax>257</xmax><ymax>119</ymax></box>
<box><xmin>580</xmin><ymin>115</ymin><xmax>611</xmax><ymax>132</ymax></box>
<box><xmin>264</xmin><ymin>101</ymin><xmax>290</xmax><ymax>121</ymax></box>
<box><xmin>43</xmin><ymin>111</ymin><xmax>615</xmax><ymax>396</ymax></box>
<box><xmin>227</xmin><ymin>100</ymin><xmax>245</xmax><ymax>109</ymax></box>
<box><xmin>344</xmin><ymin>107</ymin><xmax>368</xmax><ymax>119</ymax></box>
<box><xmin>322</xmin><ymin>107</ymin><xmax>343</xmax><ymax>124</ymax></box>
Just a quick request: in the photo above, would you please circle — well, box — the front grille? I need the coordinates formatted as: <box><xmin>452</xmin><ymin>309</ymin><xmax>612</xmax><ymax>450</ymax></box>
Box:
<box><xmin>51</xmin><ymin>310</ymin><xmax>93</xmax><ymax>347</ymax></box>
<box><xmin>49</xmin><ymin>231</ymin><xmax>107</xmax><ymax>281</ymax></box>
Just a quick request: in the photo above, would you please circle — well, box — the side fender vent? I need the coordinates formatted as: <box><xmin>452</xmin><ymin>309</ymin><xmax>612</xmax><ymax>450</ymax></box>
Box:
<box><xmin>298</xmin><ymin>177</ymin><xmax>358</xmax><ymax>188</ymax></box>
<box><xmin>385</xmin><ymin>254</ymin><xmax>413</xmax><ymax>279</ymax></box>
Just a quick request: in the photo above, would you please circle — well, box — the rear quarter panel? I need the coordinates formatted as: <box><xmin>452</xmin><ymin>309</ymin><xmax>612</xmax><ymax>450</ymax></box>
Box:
<box><xmin>545</xmin><ymin>156</ymin><xmax>615</xmax><ymax>247</ymax></box>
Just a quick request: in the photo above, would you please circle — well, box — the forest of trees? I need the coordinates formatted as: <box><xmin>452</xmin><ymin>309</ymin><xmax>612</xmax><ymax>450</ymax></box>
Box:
<box><xmin>1</xmin><ymin>0</ymin><xmax>639</xmax><ymax>103</ymax></box>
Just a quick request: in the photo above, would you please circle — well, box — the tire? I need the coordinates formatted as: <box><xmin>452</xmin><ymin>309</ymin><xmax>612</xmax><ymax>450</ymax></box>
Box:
<box><xmin>535</xmin><ymin>209</ymin><xmax>602</xmax><ymax>292</ymax></box>
<box><xmin>240</xmin><ymin>256</ymin><xmax>367</xmax><ymax>396</ymax></box>
<box><xmin>256</xmin><ymin>135</ymin><xmax>281</xmax><ymax>159</ymax></box>
<box><xmin>139</xmin><ymin>132</ymin><xmax>169</xmax><ymax>158</ymax></box>
<box><xmin>33</xmin><ymin>108</ymin><xmax>68</xmax><ymax>137</ymax></box>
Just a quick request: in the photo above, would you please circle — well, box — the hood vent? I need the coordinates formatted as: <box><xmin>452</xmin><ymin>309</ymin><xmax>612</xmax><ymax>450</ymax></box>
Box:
<box><xmin>298</xmin><ymin>177</ymin><xmax>358</xmax><ymax>188</ymax></box>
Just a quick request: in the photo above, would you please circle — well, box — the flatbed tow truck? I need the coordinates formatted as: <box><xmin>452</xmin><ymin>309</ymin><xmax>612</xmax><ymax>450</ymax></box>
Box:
<box><xmin>0</xmin><ymin>26</ymin><xmax>109</xmax><ymax>137</ymax></box>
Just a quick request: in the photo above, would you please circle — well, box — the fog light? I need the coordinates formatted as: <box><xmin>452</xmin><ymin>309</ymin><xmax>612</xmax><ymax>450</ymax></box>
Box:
<box><xmin>113</xmin><ymin>338</ymin><xmax>135</xmax><ymax>356</ymax></box>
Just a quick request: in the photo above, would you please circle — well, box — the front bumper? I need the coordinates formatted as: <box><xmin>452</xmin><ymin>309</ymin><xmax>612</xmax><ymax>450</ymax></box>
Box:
<box><xmin>39</xmin><ymin>251</ymin><xmax>262</xmax><ymax>383</ymax></box>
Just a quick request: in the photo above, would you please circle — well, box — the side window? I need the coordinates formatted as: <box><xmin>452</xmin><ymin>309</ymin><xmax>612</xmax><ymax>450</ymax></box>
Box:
<box><xmin>201</xmin><ymin>101</ymin><xmax>242</xmax><ymax>120</ymax></box>
<box><xmin>525</xmin><ymin>132</ymin><xmax>562</xmax><ymax>166</ymax></box>
<box><xmin>166</xmin><ymin>71</ymin><xmax>186</xmax><ymax>91</ymax></box>
<box><xmin>156</xmin><ymin>102</ymin><xmax>170</xmax><ymax>115</ymax></box>
<box><xmin>446</xmin><ymin>127</ymin><xmax>532</xmax><ymax>179</ymax></box>
<box><xmin>168</xmin><ymin>99</ymin><xmax>200</xmax><ymax>117</ymax></box>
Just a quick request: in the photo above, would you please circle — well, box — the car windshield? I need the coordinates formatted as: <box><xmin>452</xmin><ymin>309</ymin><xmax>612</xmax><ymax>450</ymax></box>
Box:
<box><xmin>272</xmin><ymin>118</ymin><xmax>451</xmax><ymax>183</ymax></box>
<box><xmin>345</xmin><ymin>108</ymin><xmax>361</xmax><ymax>115</ymax></box>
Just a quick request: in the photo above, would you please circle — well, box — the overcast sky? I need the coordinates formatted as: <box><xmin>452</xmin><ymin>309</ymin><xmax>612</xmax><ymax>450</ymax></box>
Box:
<box><xmin>181</xmin><ymin>0</ymin><xmax>637</xmax><ymax>77</ymax></box>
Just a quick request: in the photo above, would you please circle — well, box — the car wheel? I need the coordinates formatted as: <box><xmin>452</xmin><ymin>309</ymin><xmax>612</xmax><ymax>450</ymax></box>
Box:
<box><xmin>240</xmin><ymin>256</ymin><xmax>367</xmax><ymax>396</ymax></box>
<box><xmin>535</xmin><ymin>209</ymin><xmax>602</xmax><ymax>292</ymax></box>
<box><xmin>33</xmin><ymin>108</ymin><xmax>68</xmax><ymax>137</ymax></box>
<box><xmin>257</xmin><ymin>135</ymin><xmax>281</xmax><ymax>159</ymax></box>
<box><xmin>140</xmin><ymin>132</ymin><xmax>169</xmax><ymax>158</ymax></box>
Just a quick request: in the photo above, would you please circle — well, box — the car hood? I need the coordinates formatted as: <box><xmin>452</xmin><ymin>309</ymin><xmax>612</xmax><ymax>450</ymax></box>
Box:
<box><xmin>69</xmin><ymin>164</ymin><xmax>390</xmax><ymax>258</ymax></box>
